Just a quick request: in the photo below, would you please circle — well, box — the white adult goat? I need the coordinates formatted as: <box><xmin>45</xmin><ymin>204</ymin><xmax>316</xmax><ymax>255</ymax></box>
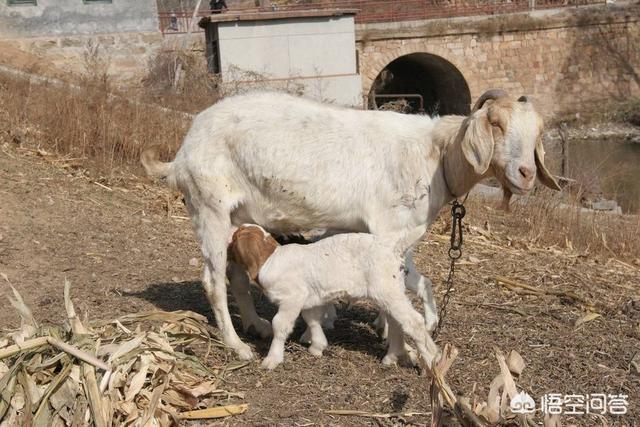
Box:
<box><xmin>142</xmin><ymin>89</ymin><xmax>560</xmax><ymax>361</ymax></box>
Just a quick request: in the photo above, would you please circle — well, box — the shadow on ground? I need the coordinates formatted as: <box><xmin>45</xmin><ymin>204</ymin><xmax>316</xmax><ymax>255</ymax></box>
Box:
<box><xmin>127</xmin><ymin>281</ymin><xmax>389</xmax><ymax>359</ymax></box>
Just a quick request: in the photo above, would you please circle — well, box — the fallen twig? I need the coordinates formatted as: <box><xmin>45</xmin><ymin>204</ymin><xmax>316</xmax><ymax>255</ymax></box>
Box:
<box><xmin>93</xmin><ymin>181</ymin><xmax>113</xmax><ymax>192</ymax></box>
<box><xmin>495</xmin><ymin>276</ymin><xmax>592</xmax><ymax>307</ymax></box>
<box><xmin>181</xmin><ymin>403</ymin><xmax>249</xmax><ymax>419</ymax></box>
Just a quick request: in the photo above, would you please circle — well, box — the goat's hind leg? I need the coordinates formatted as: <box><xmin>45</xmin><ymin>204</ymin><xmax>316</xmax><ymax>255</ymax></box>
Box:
<box><xmin>227</xmin><ymin>261</ymin><xmax>272</xmax><ymax>339</ymax></box>
<box><xmin>300</xmin><ymin>303</ymin><xmax>335</xmax><ymax>344</ymax></box>
<box><xmin>301</xmin><ymin>306</ymin><xmax>328</xmax><ymax>357</ymax></box>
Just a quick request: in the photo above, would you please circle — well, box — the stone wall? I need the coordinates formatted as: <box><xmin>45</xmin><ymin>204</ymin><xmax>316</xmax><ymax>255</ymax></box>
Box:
<box><xmin>7</xmin><ymin>32</ymin><xmax>165</xmax><ymax>85</ymax></box>
<box><xmin>357</xmin><ymin>4</ymin><xmax>640</xmax><ymax>116</ymax></box>
<box><xmin>0</xmin><ymin>0</ymin><xmax>159</xmax><ymax>38</ymax></box>
<box><xmin>0</xmin><ymin>0</ymin><xmax>163</xmax><ymax>85</ymax></box>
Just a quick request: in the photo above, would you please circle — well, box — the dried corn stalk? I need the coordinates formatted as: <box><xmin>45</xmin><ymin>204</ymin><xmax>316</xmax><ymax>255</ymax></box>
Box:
<box><xmin>429</xmin><ymin>347</ymin><xmax>561</xmax><ymax>427</ymax></box>
<box><xmin>0</xmin><ymin>282</ymin><xmax>247</xmax><ymax>426</ymax></box>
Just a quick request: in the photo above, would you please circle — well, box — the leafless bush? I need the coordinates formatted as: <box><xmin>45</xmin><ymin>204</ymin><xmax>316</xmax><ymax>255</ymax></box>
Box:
<box><xmin>81</xmin><ymin>40</ymin><xmax>110</xmax><ymax>88</ymax></box>
<box><xmin>143</xmin><ymin>48</ymin><xmax>222</xmax><ymax>114</ymax></box>
<box><xmin>378</xmin><ymin>99</ymin><xmax>412</xmax><ymax>114</ymax></box>
<box><xmin>219</xmin><ymin>65</ymin><xmax>305</xmax><ymax>97</ymax></box>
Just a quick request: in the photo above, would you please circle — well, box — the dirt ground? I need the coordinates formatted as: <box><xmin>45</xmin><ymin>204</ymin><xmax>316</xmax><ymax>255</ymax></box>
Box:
<box><xmin>1</xmin><ymin>142</ymin><xmax>639</xmax><ymax>426</ymax></box>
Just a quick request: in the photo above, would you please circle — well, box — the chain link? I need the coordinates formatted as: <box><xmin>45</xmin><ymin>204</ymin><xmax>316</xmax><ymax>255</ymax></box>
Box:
<box><xmin>433</xmin><ymin>199</ymin><xmax>466</xmax><ymax>340</ymax></box>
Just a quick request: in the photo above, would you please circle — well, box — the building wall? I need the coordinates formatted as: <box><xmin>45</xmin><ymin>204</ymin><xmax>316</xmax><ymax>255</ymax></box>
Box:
<box><xmin>357</xmin><ymin>4</ymin><xmax>640</xmax><ymax>115</ymax></box>
<box><xmin>0</xmin><ymin>0</ymin><xmax>159</xmax><ymax>38</ymax></box>
<box><xmin>213</xmin><ymin>15</ymin><xmax>363</xmax><ymax>106</ymax></box>
<box><xmin>0</xmin><ymin>0</ymin><xmax>162</xmax><ymax>85</ymax></box>
<box><xmin>8</xmin><ymin>32</ymin><xmax>164</xmax><ymax>83</ymax></box>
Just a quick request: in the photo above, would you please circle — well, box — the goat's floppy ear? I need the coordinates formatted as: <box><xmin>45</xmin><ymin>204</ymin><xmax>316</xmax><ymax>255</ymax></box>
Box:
<box><xmin>534</xmin><ymin>139</ymin><xmax>561</xmax><ymax>191</ymax></box>
<box><xmin>230</xmin><ymin>229</ymin><xmax>277</xmax><ymax>282</ymax></box>
<box><xmin>459</xmin><ymin>110</ymin><xmax>494</xmax><ymax>175</ymax></box>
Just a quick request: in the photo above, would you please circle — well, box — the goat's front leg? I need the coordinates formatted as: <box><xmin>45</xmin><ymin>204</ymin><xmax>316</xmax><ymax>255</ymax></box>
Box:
<box><xmin>262</xmin><ymin>300</ymin><xmax>303</xmax><ymax>370</ymax></box>
<box><xmin>382</xmin><ymin>292</ymin><xmax>440</xmax><ymax>367</ymax></box>
<box><xmin>199</xmin><ymin>212</ymin><xmax>253</xmax><ymax>360</ymax></box>
<box><xmin>404</xmin><ymin>250</ymin><xmax>438</xmax><ymax>332</ymax></box>
<box><xmin>382</xmin><ymin>314</ymin><xmax>418</xmax><ymax>366</ymax></box>
<box><xmin>227</xmin><ymin>262</ymin><xmax>272</xmax><ymax>339</ymax></box>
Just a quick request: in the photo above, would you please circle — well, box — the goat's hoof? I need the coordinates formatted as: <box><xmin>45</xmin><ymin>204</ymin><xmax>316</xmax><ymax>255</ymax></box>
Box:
<box><xmin>235</xmin><ymin>343</ymin><xmax>255</xmax><ymax>361</ymax></box>
<box><xmin>308</xmin><ymin>345</ymin><xmax>326</xmax><ymax>357</ymax></box>
<box><xmin>321</xmin><ymin>319</ymin><xmax>336</xmax><ymax>330</ymax></box>
<box><xmin>261</xmin><ymin>356</ymin><xmax>283</xmax><ymax>370</ymax></box>
<box><xmin>246</xmin><ymin>318</ymin><xmax>272</xmax><ymax>340</ymax></box>
<box><xmin>381</xmin><ymin>355</ymin><xmax>397</xmax><ymax>366</ymax></box>
<box><xmin>425</xmin><ymin>316</ymin><xmax>439</xmax><ymax>333</ymax></box>
<box><xmin>382</xmin><ymin>352</ymin><xmax>403</xmax><ymax>366</ymax></box>
<box><xmin>401</xmin><ymin>349</ymin><xmax>419</xmax><ymax>367</ymax></box>
<box><xmin>373</xmin><ymin>314</ymin><xmax>389</xmax><ymax>339</ymax></box>
<box><xmin>382</xmin><ymin>349</ymin><xmax>418</xmax><ymax>367</ymax></box>
<box><xmin>300</xmin><ymin>327</ymin><xmax>312</xmax><ymax>344</ymax></box>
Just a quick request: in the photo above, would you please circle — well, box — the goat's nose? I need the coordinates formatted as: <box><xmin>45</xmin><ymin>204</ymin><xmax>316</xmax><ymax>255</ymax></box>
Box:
<box><xmin>519</xmin><ymin>166</ymin><xmax>534</xmax><ymax>181</ymax></box>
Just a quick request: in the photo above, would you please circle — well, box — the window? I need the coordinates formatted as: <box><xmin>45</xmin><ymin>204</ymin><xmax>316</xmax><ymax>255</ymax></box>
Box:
<box><xmin>7</xmin><ymin>0</ymin><xmax>37</xmax><ymax>5</ymax></box>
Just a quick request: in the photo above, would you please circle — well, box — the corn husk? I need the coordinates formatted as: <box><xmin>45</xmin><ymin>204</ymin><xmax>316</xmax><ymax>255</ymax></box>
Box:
<box><xmin>425</xmin><ymin>346</ymin><xmax>558</xmax><ymax>427</ymax></box>
<box><xmin>0</xmin><ymin>283</ymin><xmax>247</xmax><ymax>426</ymax></box>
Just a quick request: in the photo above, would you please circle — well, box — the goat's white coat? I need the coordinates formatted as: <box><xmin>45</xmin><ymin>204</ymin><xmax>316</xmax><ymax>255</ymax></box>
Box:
<box><xmin>142</xmin><ymin>90</ymin><xmax>558</xmax><ymax>360</ymax></box>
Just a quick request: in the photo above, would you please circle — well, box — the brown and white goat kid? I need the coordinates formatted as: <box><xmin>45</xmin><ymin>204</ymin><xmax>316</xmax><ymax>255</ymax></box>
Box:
<box><xmin>228</xmin><ymin>224</ymin><xmax>440</xmax><ymax>370</ymax></box>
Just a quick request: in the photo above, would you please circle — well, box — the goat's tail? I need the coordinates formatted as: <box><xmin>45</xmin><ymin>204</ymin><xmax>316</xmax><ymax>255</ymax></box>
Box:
<box><xmin>141</xmin><ymin>149</ymin><xmax>177</xmax><ymax>188</ymax></box>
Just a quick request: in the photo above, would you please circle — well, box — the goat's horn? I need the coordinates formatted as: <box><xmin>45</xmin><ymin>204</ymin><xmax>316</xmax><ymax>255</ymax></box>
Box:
<box><xmin>471</xmin><ymin>89</ymin><xmax>508</xmax><ymax>113</ymax></box>
<box><xmin>517</xmin><ymin>95</ymin><xmax>529</xmax><ymax>102</ymax></box>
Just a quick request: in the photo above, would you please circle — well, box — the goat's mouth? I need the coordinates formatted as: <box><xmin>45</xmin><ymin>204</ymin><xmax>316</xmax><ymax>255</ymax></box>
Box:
<box><xmin>506</xmin><ymin>180</ymin><xmax>533</xmax><ymax>195</ymax></box>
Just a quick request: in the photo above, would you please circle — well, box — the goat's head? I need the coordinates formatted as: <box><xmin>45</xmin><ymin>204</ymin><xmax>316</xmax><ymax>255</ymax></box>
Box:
<box><xmin>459</xmin><ymin>90</ymin><xmax>560</xmax><ymax>195</ymax></box>
<box><xmin>228</xmin><ymin>224</ymin><xmax>279</xmax><ymax>282</ymax></box>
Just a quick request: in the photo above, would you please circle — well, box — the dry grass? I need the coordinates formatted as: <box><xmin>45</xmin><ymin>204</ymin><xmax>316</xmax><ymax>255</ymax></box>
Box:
<box><xmin>469</xmin><ymin>186</ymin><xmax>640</xmax><ymax>262</ymax></box>
<box><xmin>0</xmin><ymin>46</ymin><xmax>313</xmax><ymax>179</ymax></box>
<box><xmin>0</xmin><ymin>66</ymin><xmax>189</xmax><ymax>178</ymax></box>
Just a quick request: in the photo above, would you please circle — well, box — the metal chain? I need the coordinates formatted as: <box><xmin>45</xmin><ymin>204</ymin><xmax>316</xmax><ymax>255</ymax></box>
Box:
<box><xmin>433</xmin><ymin>199</ymin><xmax>466</xmax><ymax>340</ymax></box>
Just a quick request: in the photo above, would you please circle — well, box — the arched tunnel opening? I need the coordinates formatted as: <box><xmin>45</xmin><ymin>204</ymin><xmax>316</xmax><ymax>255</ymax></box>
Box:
<box><xmin>369</xmin><ymin>53</ymin><xmax>471</xmax><ymax>116</ymax></box>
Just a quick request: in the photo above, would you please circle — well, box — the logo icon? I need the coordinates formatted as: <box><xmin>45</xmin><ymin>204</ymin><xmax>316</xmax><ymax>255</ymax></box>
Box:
<box><xmin>510</xmin><ymin>391</ymin><xmax>536</xmax><ymax>414</ymax></box>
